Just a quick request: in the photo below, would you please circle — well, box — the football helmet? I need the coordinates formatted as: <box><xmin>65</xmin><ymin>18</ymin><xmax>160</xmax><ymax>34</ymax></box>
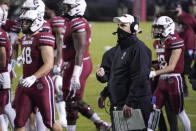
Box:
<box><xmin>61</xmin><ymin>0</ymin><xmax>87</xmax><ymax>17</ymax></box>
<box><xmin>152</xmin><ymin>16</ymin><xmax>175</xmax><ymax>38</ymax></box>
<box><xmin>19</xmin><ymin>9</ymin><xmax>44</xmax><ymax>33</ymax></box>
<box><xmin>22</xmin><ymin>0</ymin><xmax>45</xmax><ymax>17</ymax></box>
<box><xmin>0</xmin><ymin>7</ymin><xmax>7</xmax><ymax>26</ymax></box>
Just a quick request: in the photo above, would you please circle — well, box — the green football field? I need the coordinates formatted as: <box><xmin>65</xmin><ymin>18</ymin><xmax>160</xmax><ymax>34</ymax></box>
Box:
<box><xmin>11</xmin><ymin>22</ymin><xmax>196</xmax><ymax>131</ymax></box>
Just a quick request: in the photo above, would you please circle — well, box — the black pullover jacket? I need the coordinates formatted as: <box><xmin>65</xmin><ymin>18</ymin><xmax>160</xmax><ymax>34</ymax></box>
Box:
<box><xmin>108</xmin><ymin>34</ymin><xmax>152</xmax><ymax>107</ymax></box>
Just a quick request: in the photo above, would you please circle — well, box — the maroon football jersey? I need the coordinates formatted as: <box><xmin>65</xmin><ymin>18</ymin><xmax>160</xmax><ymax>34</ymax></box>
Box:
<box><xmin>153</xmin><ymin>33</ymin><xmax>184</xmax><ymax>73</ymax></box>
<box><xmin>4</xmin><ymin>19</ymin><xmax>20</xmax><ymax>33</ymax></box>
<box><xmin>48</xmin><ymin>16</ymin><xmax>65</xmax><ymax>28</ymax></box>
<box><xmin>0</xmin><ymin>28</ymin><xmax>11</xmax><ymax>73</ymax></box>
<box><xmin>41</xmin><ymin>21</ymin><xmax>52</xmax><ymax>34</ymax></box>
<box><xmin>62</xmin><ymin>17</ymin><xmax>91</xmax><ymax>62</ymax></box>
<box><xmin>21</xmin><ymin>32</ymin><xmax>55</xmax><ymax>78</ymax></box>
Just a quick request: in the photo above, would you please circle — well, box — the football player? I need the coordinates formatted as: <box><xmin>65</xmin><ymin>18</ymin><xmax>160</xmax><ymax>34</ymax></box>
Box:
<box><xmin>148</xmin><ymin>16</ymin><xmax>191</xmax><ymax>131</ymax></box>
<box><xmin>0</xmin><ymin>1</ymin><xmax>16</xmax><ymax>130</ymax></box>
<box><xmin>12</xmin><ymin>8</ymin><xmax>62</xmax><ymax>131</ymax></box>
<box><xmin>58</xmin><ymin>0</ymin><xmax>111</xmax><ymax>130</ymax></box>
<box><xmin>12</xmin><ymin>0</ymin><xmax>51</xmax><ymax>131</ymax></box>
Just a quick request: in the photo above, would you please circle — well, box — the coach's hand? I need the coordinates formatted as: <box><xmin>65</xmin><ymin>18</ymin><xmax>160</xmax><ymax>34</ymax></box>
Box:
<box><xmin>96</xmin><ymin>64</ymin><xmax>105</xmax><ymax>77</ymax></box>
<box><xmin>70</xmin><ymin>65</ymin><xmax>82</xmax><ymax>90</ymax></box>
<box><xmin>123</xmin><ymin>105</ymin><xmax>133</xmax><ymax>118</ymax></box>
<box><xmin>22</xmin><ymin>75</ymin><xmax>37</xmax><ymax>88</ymax></box>
<box><xmin>97</xmin><ymin>95</ymin><xmax>106</xmax><ymax>109</ymax></box>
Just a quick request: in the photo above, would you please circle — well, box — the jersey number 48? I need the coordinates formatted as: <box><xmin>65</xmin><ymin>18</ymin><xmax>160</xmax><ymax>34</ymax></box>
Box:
<box><xmin>22</xmin><ymin>47</ymin><xmax>32</xmax><ymax>64</ymax></box>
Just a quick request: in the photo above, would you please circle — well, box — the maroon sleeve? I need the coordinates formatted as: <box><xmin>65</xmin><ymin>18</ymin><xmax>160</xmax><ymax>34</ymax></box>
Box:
<box><xmin>0</xmin><ymin>31</ymin><xmax>7</xmax><ymax>47</ymax></box>
<box><xmin>39</xmin><ymin>32</ymin><xmax>55</xmax><ymax>48</ymax></box>
<box><xmin>71</xmin><ymin>18</ymin><xmax>86</xmax><ymax>33</ymax></box>
<box><xmin>51</xmin><ymin>17</ymin><xmax>65</xmax><ymax>28</ymax></box>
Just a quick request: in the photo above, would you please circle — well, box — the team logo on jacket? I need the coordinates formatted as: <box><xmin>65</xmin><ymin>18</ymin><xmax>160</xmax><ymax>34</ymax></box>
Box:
<box><xmin>121</xmin><ymin>52</ymin><xmax>126</xmax><ymax>59</ymax></box>
<box><xmin>37</xmin><ymin>83</ymin><xmax>43</xmax><ymax>90</ymax></box>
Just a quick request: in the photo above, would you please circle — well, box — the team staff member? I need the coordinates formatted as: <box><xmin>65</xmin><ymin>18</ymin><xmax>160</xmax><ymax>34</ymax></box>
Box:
<box><xmin>175</xmin><ymin>2</ymin><xmax>196</xmax><ymax>32</ymax></box>
<box><xmin>108</xmin><ymin>14</ymin><xmax>152</xmax><ymax>131</ymax></box>
<box><xmin>96</xmin><ymin>46</ymin><xmax>120</xmax><ymax>130</ymax></box>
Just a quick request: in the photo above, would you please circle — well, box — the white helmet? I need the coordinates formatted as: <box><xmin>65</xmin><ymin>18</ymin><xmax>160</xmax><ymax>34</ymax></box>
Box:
<box><xmin>22</xmin><ymin>0</ymin><xmax>45</xmax><ymax>17</ymax></box>
<box><xmin>152</xmin><ymin>16</ymin><xmax>175</xmax><ymax>38</ymax></box>
<box><xmin>20</xmin><ymin>9</ymin><xmax>44</xmax><ymax>32</ymax></box>
<box><xmin>61</xmin><ymin>0</ymin><xmax>87</xmax><ymax>17</ymax></box>
<box><xmin>0</xmin><ymin>7</ymin><xmax>7</xmax><ymax>26</ymax></box>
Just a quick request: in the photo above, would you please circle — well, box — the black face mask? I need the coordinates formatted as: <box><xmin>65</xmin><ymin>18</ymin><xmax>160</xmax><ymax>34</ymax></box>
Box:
<box><xmin>117</xmin><ymin>28</ymin><xmax>131</xmax><ymax>40</ymax></box>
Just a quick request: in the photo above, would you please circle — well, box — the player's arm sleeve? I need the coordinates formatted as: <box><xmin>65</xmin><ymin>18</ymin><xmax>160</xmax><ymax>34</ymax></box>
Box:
<box><xmin>39</xmin><ymin>33</ymin><xmax>55</xmax><ymax>48</ymax></box>
<box><xmin>51</xmin><ymin>17</ymin><xmax>65</xmax><ymax>28</ymax></box>
<box><xmin>169</xmin><ymin>40</ymin><xmax>184</xmax><ymax>49</ymax></box>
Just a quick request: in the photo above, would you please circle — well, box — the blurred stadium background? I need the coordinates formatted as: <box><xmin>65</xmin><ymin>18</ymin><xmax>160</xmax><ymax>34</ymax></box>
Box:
<box><xmin>9</xmin><ymin>0</ymin><xmax>196</xmax><ymax>130</ymax></box>
<box><xmin>8</xmin><ymin>0</ymin><xmax>191</xmax><ymax>21</ymax></box>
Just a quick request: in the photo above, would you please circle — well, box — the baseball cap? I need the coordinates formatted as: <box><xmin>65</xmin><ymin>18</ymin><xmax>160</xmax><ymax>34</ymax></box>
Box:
<box><xmin>113</xmin><ymin>14</ymin><xmax>142</xmax><ymax>34</ymax></box>
<box><xmin>113</xmin><ymin>14</ymin><xmax>135</xmax><ymax>24</ymax></box>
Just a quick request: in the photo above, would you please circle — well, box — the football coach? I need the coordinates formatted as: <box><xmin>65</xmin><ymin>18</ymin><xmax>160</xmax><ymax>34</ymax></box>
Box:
<box><xmin>107</xmin><ymin>14</ymin><xmax>152</xmax><ymax>131</ymax></box>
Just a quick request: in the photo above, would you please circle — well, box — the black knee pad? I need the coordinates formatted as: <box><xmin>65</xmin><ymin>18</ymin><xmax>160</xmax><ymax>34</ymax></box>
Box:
<box><xmin>78</xmin><ymin>100</ymin><xmax>94</xmax><ymax>118</ymax></box>
<box><xmin>66</xmin><ymin>99</ymin><xmax>79</xmax><ymax>121</ymax></box>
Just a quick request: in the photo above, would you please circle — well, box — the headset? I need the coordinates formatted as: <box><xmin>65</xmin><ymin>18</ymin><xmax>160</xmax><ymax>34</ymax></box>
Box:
<box><xmin>130</xmin><ymin>16</ymin><xmax>139</xmax><ymax>33</ymax></box>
